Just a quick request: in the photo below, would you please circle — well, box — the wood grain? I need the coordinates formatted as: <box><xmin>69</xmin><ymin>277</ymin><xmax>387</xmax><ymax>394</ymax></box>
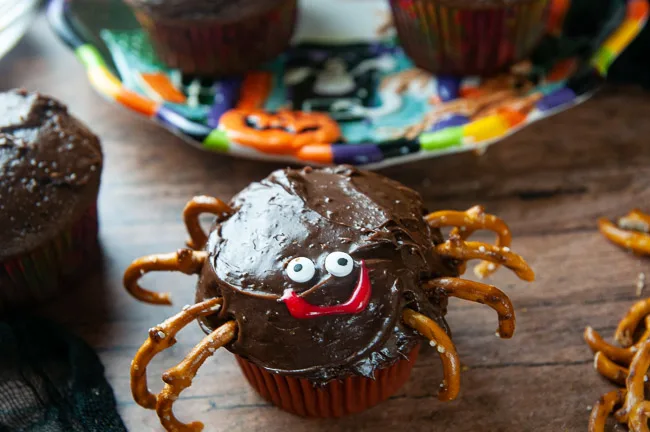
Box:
<box><xmin>2</xmin><ymin>16</ymin><xmax>649</xmax><ymax>432</ymax></box>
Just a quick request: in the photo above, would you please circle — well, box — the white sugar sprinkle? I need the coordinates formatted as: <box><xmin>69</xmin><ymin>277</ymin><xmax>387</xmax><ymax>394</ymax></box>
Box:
<box><xmin>157</xmin><ymin>331</ymin><xmax>166</xmax><ymax>339</ymax></box>
<box><xmin>437</xmin><ymin>345</ymin><xmax>446</xmax><ymax>353</ymax></box>
<box><xmin>429</xmin><ymin>340</ymin><xmax>437</xmax><ymax>347</ymax></box>
<box><xmin>478</xmin><ymin>246</ymin><xmax>486</xmax><ymax>253</ymax></box>
<box><xmin>502</xmin><ymin>247</ymin><xmax>510</xmax><ymax>252</ymax></box>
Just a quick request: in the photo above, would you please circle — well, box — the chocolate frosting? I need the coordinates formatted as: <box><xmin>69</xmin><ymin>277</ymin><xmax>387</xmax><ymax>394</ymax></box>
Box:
<box><xmin>126</xmin><ymin>0</ymin><xmax>286</xmax><ymax>20</ymax></box>
<box><xmin>0</xmin><ymin>90</ymin><xmax>102</xmax><ymax>260</ymax></box>
<box><xmin>197</xmin><ymin>166</ymin><xmax>459</xmax><ymax>383</ymax></box>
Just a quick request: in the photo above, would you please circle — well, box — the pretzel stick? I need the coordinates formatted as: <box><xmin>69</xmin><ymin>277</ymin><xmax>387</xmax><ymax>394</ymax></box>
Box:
<box><xmin>594</xmin><ymin>352</ymin><xmax>629</xmax><ymax>385</ymax></box>
<box><xmin>422</xmin><ymin>277</ymin><xmax>516</xmax><ymax>339</ymax></box>
<box><xmin>183</xmin><ymin>196</ymin><xmax>233</xmax><ymax>250</ymax></box>
<box><xmin>156</xmin><ymin>320</ymin><xmax>238</xmax><ymax>432</ymax></box>
<box><xmin>584</xmin><ymin>316</ymin><xmax>650</xmax><ymax>365</ymax></box>
<box><xmin>616</xmin><ymin>299</ymin><xmax>650</xmax><ymax>348</ymax></box>
<box><xmin>131</xmin><ymin>298</ymin><xmax>222</xmax><ymax>409</ymax></box>
<box><xmin>630</xmin><ymin>401</ymin><xmax>650</xmax><ymax>432</ymax></box>
<box><xmin>588</xmin><ymin>388</ymin><xmax>627</xmax><ymax>432</ymax></box>
<box><xmin>436</xmin><ymin>237</ymin><xmax>535</xmax><ymax>282</ymax></box>
<box><xmin>599</xmin><ymin>217</ymin><xmax>650</xmax><ymax>256</ymax></box>
<box><xmin>123</xmin><ymin>249</ymin><xmax>208</xmax><ymax>305</ymax></box>
<box><xmin>616</xmin><ymin>338</ymin><xmax>650</xmax><ymax>423</ymax></box>
<box><xmin>402</xmin><ymin>308</ymin><xmax>460</xmax><ymax>401</ymax></box>
<box><xmin>425</xmin><ymin>206</ymin><xmax>512</xmax><ymax>278</ymax></box>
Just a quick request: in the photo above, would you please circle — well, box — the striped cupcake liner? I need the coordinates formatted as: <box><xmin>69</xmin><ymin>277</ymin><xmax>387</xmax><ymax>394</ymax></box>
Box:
<box><xmin>235</xmin><ymin>345</ymin><xmax>420</xmax><ymax>417</ymax></box>
<box><xmin>0</xmin><ymin>203</ymin><xmax>99</xmax><ymax>313</ymax></box>
<box><xmin>390</xmin><ymin>0</ymin><xmax>551</xmax><ymax>75</ymax></box>
<box><xmin>132</xmin><ymin>0</ymin><xmax>297</xmax><ymax>76</ymax></box>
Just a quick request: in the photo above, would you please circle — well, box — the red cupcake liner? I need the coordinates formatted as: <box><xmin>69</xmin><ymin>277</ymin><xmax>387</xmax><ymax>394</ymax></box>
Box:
<box><xmin>0</xmin><ymin>203</ymin><xmax>99</xmax><ymax>313</ymax></box>
<box><xmin>236</xmin><ymin>344</ymin><xmax>420</xmax><ymax>417</ymax></box>
<box><xmin>131</xmin><ymin>0</ymin><xmax>298</xmax><ymax>76</ymax></box>
<box><xmin>390</xmin><ymin>0</ymin><xmax>550</xmax><ymax>76</ymax></box>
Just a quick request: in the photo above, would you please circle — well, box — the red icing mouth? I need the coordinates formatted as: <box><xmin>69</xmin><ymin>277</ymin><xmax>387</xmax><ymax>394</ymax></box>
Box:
<box><xmin>280</xmin><ymin>260</ymin><xmax>371</xmax><ymax>319</ymax></box>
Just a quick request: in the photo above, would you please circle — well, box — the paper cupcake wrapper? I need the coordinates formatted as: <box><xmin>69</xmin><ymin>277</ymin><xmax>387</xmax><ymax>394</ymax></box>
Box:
<box><xmin>132</xmin><ymin>0</ymin><xmax>298</xmax><ymax>76</ymax></box>
<box><xmin>0</xmin><ymin>203</ymin><xmax>99</xmax><ymax>313</ymax></box>
<box><xmin>390</xmin><ymin>0</ymin><xmax>550</xmax><ymax>75</ymax></box>
<box><xmin>236</xmin><ymin>345</ymin><xmax>420</xmax><ymax>417</ymax></box>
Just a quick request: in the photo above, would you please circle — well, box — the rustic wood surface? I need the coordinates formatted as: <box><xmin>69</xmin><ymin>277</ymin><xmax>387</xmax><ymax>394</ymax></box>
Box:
<box><xmin>3</xmin><ymin>16</ymin><xmax>649</xmax><ymax>432</ymax></box>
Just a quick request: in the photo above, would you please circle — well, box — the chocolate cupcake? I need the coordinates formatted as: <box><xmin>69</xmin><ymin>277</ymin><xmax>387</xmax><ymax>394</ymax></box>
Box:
<box><xmin>390</xmin><ymin>0</ymin><xmax>551</xmax><ymax>76</ymax></box>
<box><xmin>123</xmin><ymin>166</ymin><xmax>533</xmax><ymax>430</ymax></box>
<box><xmin>125</xmin><ymin>0</ymin><xmax>298</xmax><ymax>76</ymax></box>
<box><xmin>0</xmin><ymin>90</ymin><xmax>102</xmax><ymax>313</ymax></box>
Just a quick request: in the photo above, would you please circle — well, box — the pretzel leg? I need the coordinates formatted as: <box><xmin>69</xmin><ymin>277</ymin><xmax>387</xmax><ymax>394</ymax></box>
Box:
<box><xmin>616</xmin><ymin>298</ymin><xmax>650</xmax><ymax>347</ymax></box>
<box><xmin>183</xmin><ymin>196</ymin><xmax>233</xmax><ymax>249</ymax></box>
<box><xmin>426</xmin><ymin>205</ymin><xmax>512</xmax><ymax>278</ymax></box>
<box><xmin>131</xmin><ymin>298</ymin><xmax>223</xmax><ymax>409</ymax></box>
<box><xmin>423</xmin><ymin>277</ymin><xmax>515</xmax><ymax>338</ymax></box>
<box><xmin>630</xmin><ymin>401</ymin><xmax>650</xmax><ymax>432</ymax></box>
<box><xmin>157</xmin><ymin>320</ymin><xmax>237</xmax><ymax>432</ymax></box>
<box><xmin>600</xmin><ymin>218</ymin><xmax>650</xmax><ymax>255</ymax></box>
<box><xmin>588</xmin><ymin>388</ymin><xmax>627</xmax><ymax>432</ymax></box>
<box><xmin>594</xmin><ymin>352</ymin><xmax>629</xmax><ymax>385</ymax></box>
<box><xmin>584</xmin><ymin>316</ymin><xmax>650</xmax><ymax>365</ymax></box>
<box><xmin>616</xmin><ymin>338</ymin><xmax>650</xmax><ymax>423</ymax></box>
<box><xmin>402</xmin><ymin>308</ymin><xmax>460</xmax><ymax>401</ymax></box>
<box><xmin>123</xmin><ymin>249</ymin><xmax>208</xmax><ymax>304</ymax></box>
<box><xmin>436</xmin><ymin>237</ymin><xmax>535</xmax><ymax>282</ymax></box>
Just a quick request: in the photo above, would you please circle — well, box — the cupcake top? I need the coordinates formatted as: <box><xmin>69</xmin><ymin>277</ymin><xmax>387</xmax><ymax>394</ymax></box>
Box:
<box><xmin>0</xmin><ymin>90</ymin><xmax>102</xmax><ymax>260</ymax></box>
<box><xmin>197</xmin><ymin>166</ymin><xmax>458</xmax><ymax>383</ymax></box>
<box><xmin>126</xmin><ymin>0</ymin><xmax>286</xmax><ymax>20</ymax></box>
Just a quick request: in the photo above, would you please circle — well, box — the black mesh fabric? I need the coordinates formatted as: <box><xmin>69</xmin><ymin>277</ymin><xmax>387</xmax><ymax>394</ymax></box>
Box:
<box><xmin>0</xmin><ymin>318</ymin><xmax>126</xmax><ymax>432</ymax></box>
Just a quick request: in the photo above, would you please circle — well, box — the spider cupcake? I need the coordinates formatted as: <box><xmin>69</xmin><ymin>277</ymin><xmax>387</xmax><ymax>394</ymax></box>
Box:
<box><xmin>123</xmin><ymin>166</ymin><xmax>534</xmax><ymax>431</ymax></box>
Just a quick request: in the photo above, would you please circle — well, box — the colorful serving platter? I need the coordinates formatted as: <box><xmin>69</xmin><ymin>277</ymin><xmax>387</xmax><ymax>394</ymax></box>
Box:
<box><xmin>47</xmin><ymin>0</ymin><xmax>648</xmax><ymax>168</ymax></box>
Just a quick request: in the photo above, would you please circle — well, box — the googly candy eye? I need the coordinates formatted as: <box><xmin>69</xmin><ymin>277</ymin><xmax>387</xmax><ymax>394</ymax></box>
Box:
<box><xmin>325</xmin><ymin>252</ymin><xmax>354</xmax><ymax>277</ymax></box>
<box><xmin>286</xmin><ymin>257</ymin><xmax>316</xmax><ymax>283</ymax></box>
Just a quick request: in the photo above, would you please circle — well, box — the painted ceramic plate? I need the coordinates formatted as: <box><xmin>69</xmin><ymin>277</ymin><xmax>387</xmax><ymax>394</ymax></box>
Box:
<box><xmin>47</xmin><ymin>0</ymin><xmax>647</xmax><ymax>168</ymax></box>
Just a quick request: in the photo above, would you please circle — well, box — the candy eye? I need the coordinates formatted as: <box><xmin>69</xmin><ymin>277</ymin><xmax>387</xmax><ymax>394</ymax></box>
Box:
<box><xmin>325</xmin><ymin>252</ymin><xmax>354</xmax><ymax>277</ymax></box>
<box><xmin>286</xmin><ymin>257</ymin><xmax>316</xmax><ymax>283</ymax></box>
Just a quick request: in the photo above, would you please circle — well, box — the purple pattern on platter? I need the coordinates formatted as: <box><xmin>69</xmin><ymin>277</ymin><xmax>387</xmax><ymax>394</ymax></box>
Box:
<box><xmin>436</xmin><ymin>76</ymin><xmax>461</xmax><ymax>102</ymax></box>
<box><xmin>429</xmin><ymin>114</ymin><xmax>469</xmax><ymax>132</ymax></box>
<box><xmin>536</xmin><ymin>88</ymin><xmax>577</xmax><ymax>111</ymax></box>
<box><xmin>332</xmin><ymin>144</ymin><xmax>384</xmax><ymax>165</ymax></box>
<box><xmin>208</xmin><ymin>77</ymin><xmax>243</xmax><ymax>128</ymax></box>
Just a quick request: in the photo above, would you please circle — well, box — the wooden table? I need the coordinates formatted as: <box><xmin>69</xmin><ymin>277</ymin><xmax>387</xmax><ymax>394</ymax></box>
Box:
<box><xmin>3</xmin><ymin>16</ymin><xmax>650</xmax><ymax>432</ymax></box>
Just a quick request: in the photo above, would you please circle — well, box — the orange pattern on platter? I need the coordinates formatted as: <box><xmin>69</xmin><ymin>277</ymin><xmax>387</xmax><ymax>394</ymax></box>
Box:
<box><xmin>219</xmin><ymin>109</ymin><xmax>342</xmax><ymax>155</ymax></box>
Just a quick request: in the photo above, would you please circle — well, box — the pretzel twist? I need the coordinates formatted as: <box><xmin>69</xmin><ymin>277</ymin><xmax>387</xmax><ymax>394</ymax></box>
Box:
<box><xmin>584</xmin><ymin>316</ymin><xmax>650</xmax><ymax>366</ymax></box>
<box><xmin>436</xmin><ymin>237</ymin><xmax>535</xmax><ymax>282</ymax></box>
<box><xmin>616</xmin><ymin>299</ymin><xmax>650</xmax><ymax>348</ymax></box>
<box><xmin>616</xmin><ymin>338</ymin><xmax>650</xmax><ymax>423</ymax></box>
<box><xmin>425</xmin><ymin>206</ymin><xmax>512</xmax><ymax>278</ymax></box>
<box><xmin>594</xmin><ymin>351</ymin><xmax>629</xmax><ymax>385</ymax></box>
<box><xmin>157</xmin><ymin>320</ymin><xmax>237</xmax><ymax>432</ymax></box>
<box><xmin>130</xmin><ymin>298</ymin><xmax>223</xmax><ymax>409</ymax></box>
<box><xmin>630</xmin><ymin>401</ymin><xmax>650</xmax><ymax>432</ymax></box>
<box><xmin>402</xmin><ymin>308</ymin><xmax>460</xmax><ymax>401</ymax></box>
<box><xmin>183</xmin><ymin>196</ymin><xmax>233</xmax><ymax>250</ymax></box>
<box><xmin>123</xmin><ymin>249</ymin><xmax>208</xmax><ymax>305</ymax></box>
<box><xmin>588</xmin><ymin>388</ymin><xmax>627</xmax><ymax>432</ymax></box>
<box><xmin>599</xmin><ymin>209</ymin><xmax>650</xmax><ymax>256</ymax></box>
<box><xmin>422</xmin><ymin>277</ymin><xmax>516</xmax><ymax>339</ymax></box>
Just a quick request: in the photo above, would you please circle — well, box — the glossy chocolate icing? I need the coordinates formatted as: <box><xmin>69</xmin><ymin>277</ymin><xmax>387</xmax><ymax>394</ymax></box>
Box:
<box><xmin>126</xmin><ymin>0</ymin><xmax>286</xmax><ymax>20</ymax></box>
<box><xmin>197</xmin><ymin>166</ymin><xmax>459</xmax><ymax>383</ymax></box>
<box><xmin>0</xmin><ymin>90</ymin><xmax>102</xmax><ymax>260</ymax></box>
